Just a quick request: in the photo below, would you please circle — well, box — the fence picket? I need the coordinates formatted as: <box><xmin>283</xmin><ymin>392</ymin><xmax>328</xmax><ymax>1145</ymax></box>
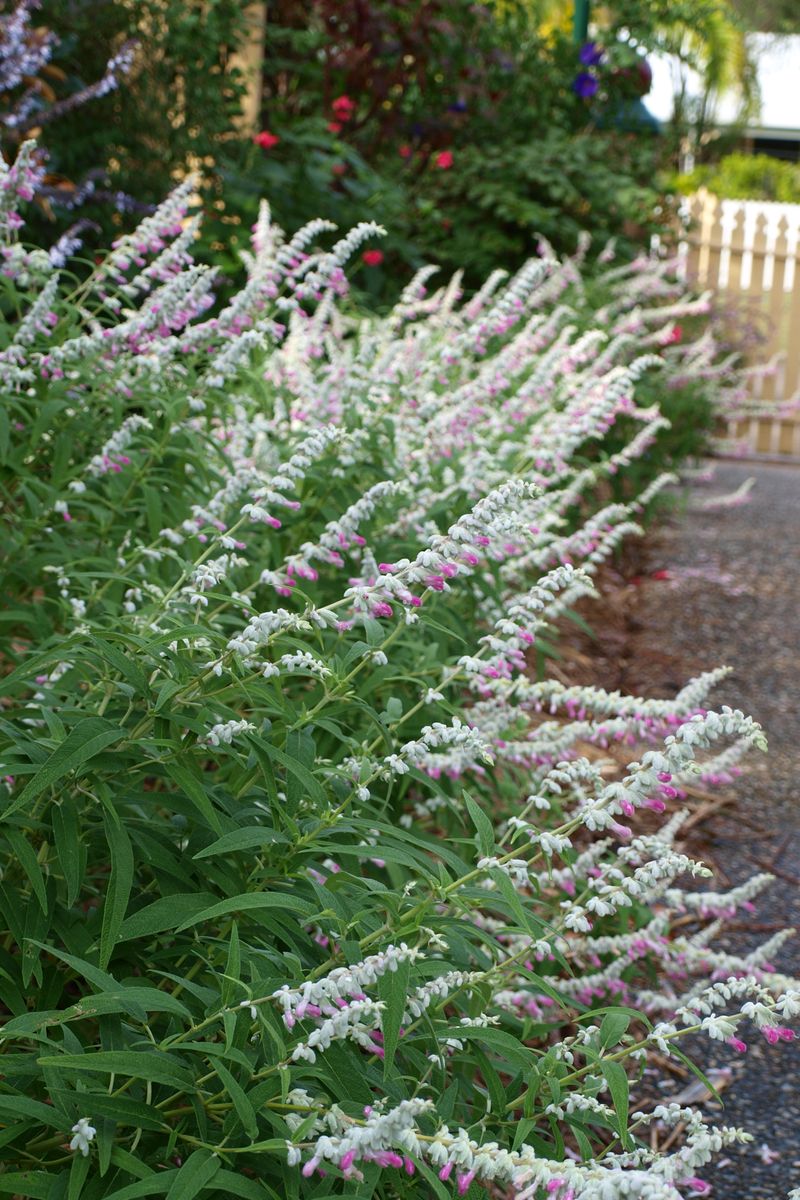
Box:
<box><xmin>685</xmin><ymin>195</ymin><xmax>800</xmax><ymax>457</ymax></box>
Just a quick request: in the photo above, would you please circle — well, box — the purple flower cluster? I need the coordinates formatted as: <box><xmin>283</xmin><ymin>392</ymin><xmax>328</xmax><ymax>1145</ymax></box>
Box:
<box><xmin>572</xmin><ymin>41</ymin><xmax>604</xmax><ymax>100</ymax></box>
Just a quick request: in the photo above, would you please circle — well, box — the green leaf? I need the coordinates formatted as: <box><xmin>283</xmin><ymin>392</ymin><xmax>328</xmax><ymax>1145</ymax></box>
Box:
<box><xmin>214</xmin><ymin>1171</ymin><xmax>273</xmax><ymax>1200</ymax></box>
<box><xmin>0</xmin><ymin>1173</ymin><xmax>51</xmax><ymax>1198</ymax></box>
<box><xmin>599</xmin><ymin>1011</ymin><xmax>632</xmax><ymax>1049</ymax></box>
<box><xmin>1</xmin><ymin>986</ymin><xmax>190</xmax><ymax>1034</ymax></box>
<box><xmin>51</xmin><ymin>800</ymin><xmax>83</xmax><ymax>907</ymax></box>
<box><xmin>92</xmin><ymin>638</ymin><xmax>149</xmax><ymax>694</ymax></box>
<box><xmin>448</xmin><ymin>1026</ymin><xmax>535</xmax><ymax>1069</ymax></box>
<box><xmin>471</xmin><ymin>1045</ymin><xmax>507</xmax><ymax>1118</ymax></box>
<box><xmin>174</xmin><ymin>891</ymin><xmax>314</xmax><ymax>933</ymax></box>
<box><xmin>0</xmin><ymin>1096</ymin><xmax>68</xmax><ymax>1128</ymax></box>
<box><xmin>97</xmin><ymin>1175</ymin><xmax>173</xmax><ymax>1200</ymax></box>
<box><xmin>319</xmin><ymin>1042</ymin><xmax>374</xmax><ymax>1104</ymax></box>
<box><xmin>109</xmin><ymin>1146</ymin><xmax>157</xmax><ymax>1181</ymax></box>
<box><xmin>153</xmin><ymin>681</ymin><xmax>186</xmax><ymax>714</ymax></box>
<box><xmin>222</xmin><ymin>922</ymin><xmax>240</xmax><ymax>1008</ymax></box>
<box><xmin>99</xmin><ymin>808</ymin><xmax>134</xmax><ymax>969</ymax></box>
<box><xmin>414</xmin><ymin>1160</ymin><xmax>451</xmax><ymax>1200</ymax></box>
<box><xmin>119</xmin><ymin>893</ymin><xmax>219</xmax><ymax>941</ymax></box>
<box><xmin>48</xmin><ymin>1091</ymin><xmax>168</xmax><ymax>1133</ymax></box>
<box><xmin>163</xmin><ymin>763</ymin><xmax>224</xmax><ymax>835</ymax></box>
<box><xmin>600</xmin><ymin>1059</ymin><xmax>630</xmax><ymax>1148</ymax></box>
<box><xmin>670</xmin><ymin>1045</ymin><xmax>725</xmax><ymax>1105</ymax></box>
<box><xmin>24</xmin><ymin>943</ymin><xmax>119</xmax><ymax>993</ymax></box>
<box><xmin>164</xmin><ymin>1151</ymin><xmax>220</xmax><ymax>1200</ymax></box>
<box><xmin>3</xmin><ymin>718</ymin><xmax>126</xmax><ymax>818</ymax></box>
<box><xmin>378</xmin><ymin>957</ymin><xmax>410</xmax><ymax>1077</ymax></box>
<box><xmin>463</xmin><ymin>791</ymin><xmax>495</xmax><ymax>857</ymax></box>
<box><xmin>215</xmin><ymin>1061</ymin><xmax>258</xmax><ymax>1140</ymax></box>
<box><xmin>259</xmin><ymin>740</ymin><xmax>325</xmax><ymax>806</ymax></box>
<box><xmin>37</xmin><ymin>1050</ymin><xmax>194</xmax><ymax>1089</ymax></box>
<box><xmin>5</xmin><ymin>830</ymin><xmax>47</xmax><ymax>913</ymax></box>
<box><xmin>68</xmin><ymin>1146</ymin><xmax>91</xmax><ymax>1200</ymax></box>
<box><xmin>488</xmin><ymin>869</ymin><xmax>545</xmax><ymax>944</ymax></box>
<box><xmin>193</xmin><ymin>827</ymin><xmax>286</xmax><ymax>860</ymax></box>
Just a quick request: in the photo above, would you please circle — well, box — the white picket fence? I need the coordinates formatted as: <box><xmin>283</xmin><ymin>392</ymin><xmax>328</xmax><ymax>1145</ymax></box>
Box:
<box><xmin>681</xmin><ymin>190</ymin><xmax>800</xmax><ymax>457</ymax></box>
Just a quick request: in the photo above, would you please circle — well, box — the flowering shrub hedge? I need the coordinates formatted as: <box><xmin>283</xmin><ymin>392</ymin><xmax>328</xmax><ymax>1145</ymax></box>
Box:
<box><xmin>0</xmin><ymin>148</ymin><xmax>798</xmax><ymax>1200</ymax></box>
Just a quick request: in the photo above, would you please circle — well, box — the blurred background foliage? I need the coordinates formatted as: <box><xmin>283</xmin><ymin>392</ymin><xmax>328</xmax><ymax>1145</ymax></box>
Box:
<box><xmin>0</xmin><ymin>0</ymin><xmax>786</xmax><ymax>300</ymax></box>
<box><xmin>675</xmin><ymin>152</ymin><xmax>800</xmax><ymax>203</ymax></box>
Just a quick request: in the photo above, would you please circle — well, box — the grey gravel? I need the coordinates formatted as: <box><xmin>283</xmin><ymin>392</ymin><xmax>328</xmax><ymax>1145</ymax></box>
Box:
<box><xmin>634</xmin><ymin>461</ymin><xmax>800</xmax><ymax>1199</ymax></box>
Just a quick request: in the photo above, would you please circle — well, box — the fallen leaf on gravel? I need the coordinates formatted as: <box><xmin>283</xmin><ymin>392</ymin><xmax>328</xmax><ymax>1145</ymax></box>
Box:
<box><xmin>668</xmin><ymin>1067</ymin><xmax>733</xmax><ymax>1105</ymax></box>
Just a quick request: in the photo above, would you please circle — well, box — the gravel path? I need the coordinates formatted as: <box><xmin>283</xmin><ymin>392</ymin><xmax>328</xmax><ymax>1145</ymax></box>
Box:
<box><xmin>633</xmin><ymin>461</ymin><xmax>800</xmax><ymax>1199</ymax></box>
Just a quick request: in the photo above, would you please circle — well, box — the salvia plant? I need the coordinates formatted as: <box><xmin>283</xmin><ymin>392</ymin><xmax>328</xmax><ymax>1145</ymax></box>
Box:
<box><xmin>0</xmin><ymin>142</ymin><xmax>797</xmax><ymax>1200</ymax></box>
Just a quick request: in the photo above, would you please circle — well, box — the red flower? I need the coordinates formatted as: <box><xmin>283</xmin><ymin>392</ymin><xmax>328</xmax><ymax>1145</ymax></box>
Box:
<box><xmin>669</xmin><ymin>324</ymin><xmax>683</xmax><ymax>344</ymax></box>
<box><xmin>332</xmin><ymin>94</ymin><xmax>356</xmax><ymax>121</ymax></box>
<box><xmin>651</xmin><ymin>569</ymin><xmax>671</xmax><ymax>581</ymax></box>
<box><xmin>253</xmin><ymin>130</ymin><xmax>280</xmax><ymax>150</ymax></box>
<box><xmin>327</xmin><ymin>121</ymin><xmax>342</xmax><ymax>134</ymax></box>
<box><xmin>362</xmin><ymin>249</ymin><xmax>384</xmax><ymax>267</ymax></box>
<box><xmin>331</xmin><ymin>162</ymin><xmax>347</xmax><ymax>177</ymax></box>
<box><xmin>398</xmin><ymin>143</ymin><xmax>413</xmax><ymax>159</ymax></box>
<box><xmin>434</xmin><ymin>149</ymin><xmax>454</xmax><ymax>170</ymax></box>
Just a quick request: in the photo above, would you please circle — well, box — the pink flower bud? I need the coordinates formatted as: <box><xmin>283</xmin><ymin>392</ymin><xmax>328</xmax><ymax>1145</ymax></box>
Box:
<box><xmin>645</xmin><ymin>796</ymin><xmax>666</xmax><ymax>813</ymax></box>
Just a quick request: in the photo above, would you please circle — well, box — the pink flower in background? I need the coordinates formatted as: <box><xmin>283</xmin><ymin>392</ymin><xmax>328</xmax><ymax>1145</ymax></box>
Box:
<box><xmin>332</xmin><ymin>94</ymin><xmax>356</xmax><ymax>121</ymax></box>
<box><xmin>327</xmin><ymin>121</ymin><xmax>342</xmax><ymax>134</ymax></box>
<box><xmin>362</xmin><ymin>249</ymin><xmax>384</xmax><ymax>267</ymax></box>
<box><xmin>398</xmin><ymin>143</ymin><xmax>413</xmax><ymax>159</ymax></box>
<box><xmin>434</xmin><ymin>149</ymin><xmax>454</xmax><ymax>169</ymax></box>
<box><xmin>253</xmin><ymin>130</ymin><xmax>280</xmax><ymax>150</ymax></box>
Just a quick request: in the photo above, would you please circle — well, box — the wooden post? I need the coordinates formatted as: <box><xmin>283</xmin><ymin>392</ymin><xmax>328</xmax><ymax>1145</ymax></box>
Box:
<box><xmin>231</xmin><ymin>3</ymin><xmax>267</xmax><ymax>135</ymax></box>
